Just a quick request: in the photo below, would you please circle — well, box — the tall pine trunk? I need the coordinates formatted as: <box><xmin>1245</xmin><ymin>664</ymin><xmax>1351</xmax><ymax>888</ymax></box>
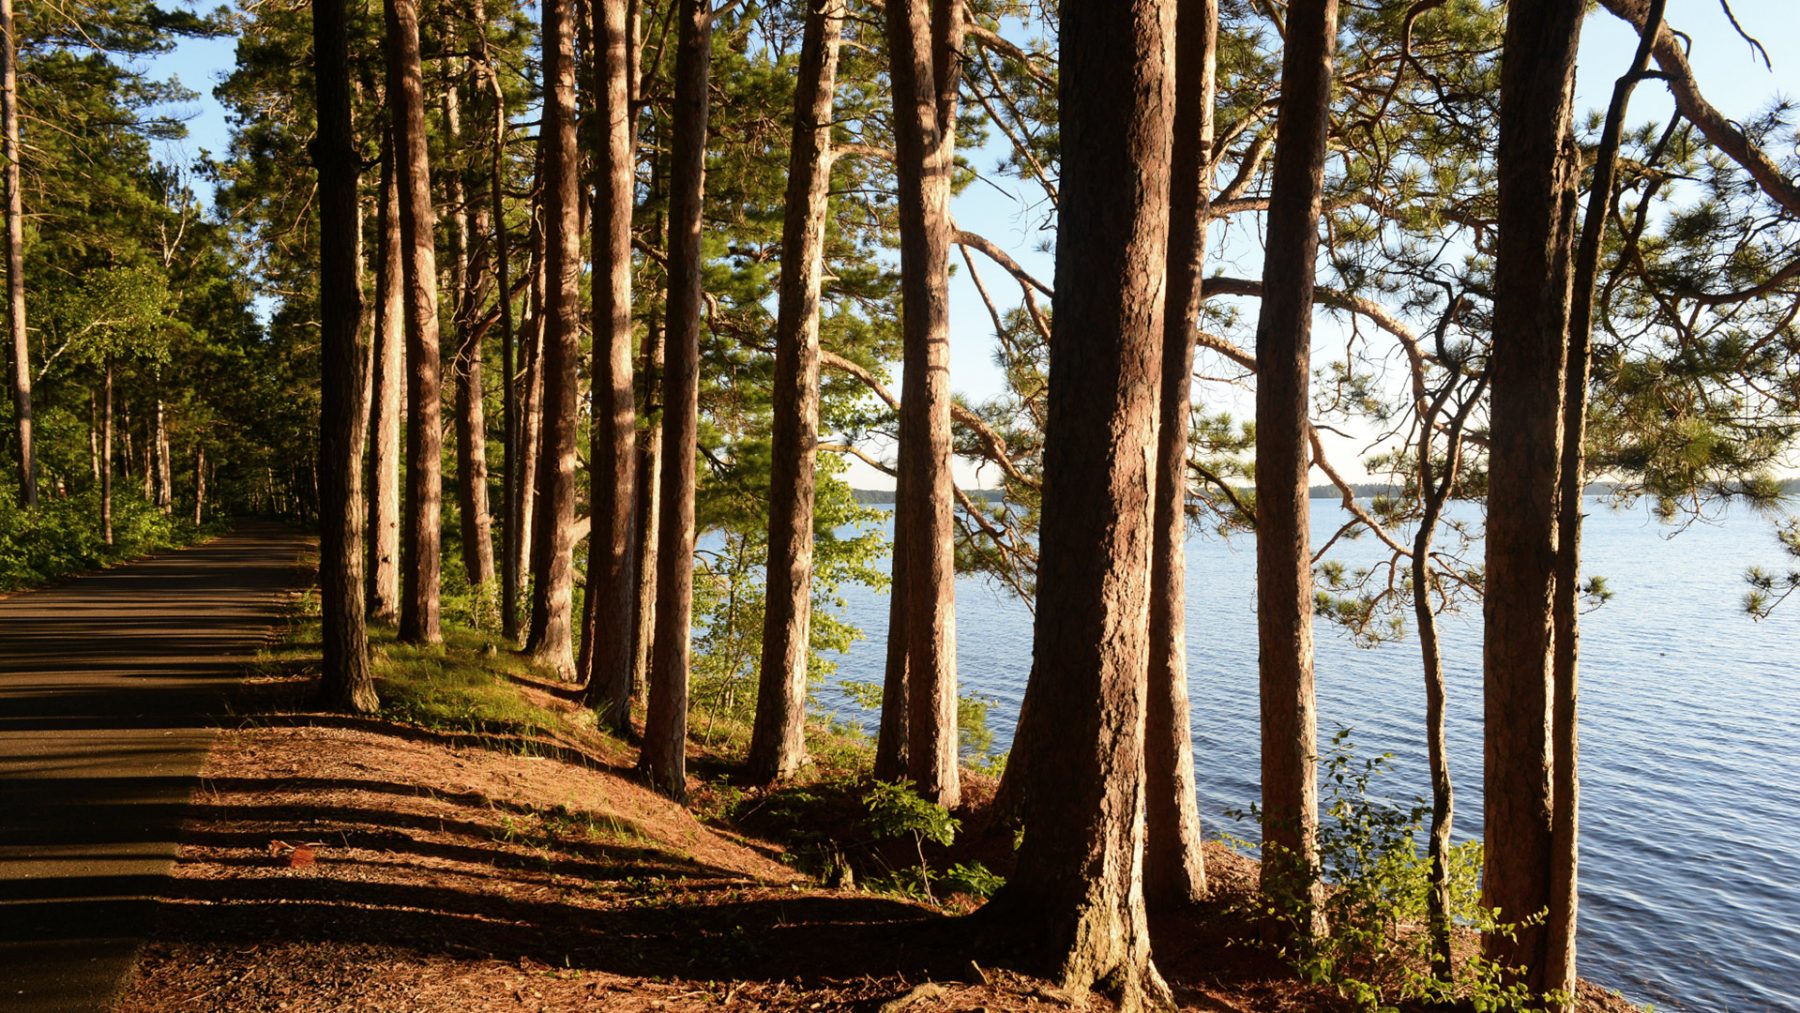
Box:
<box><xmin>367</xmin><ymin>127</ymin><xmax>405</xmax><ymax>623</ymax></box>
<box><xmin>193</xmin><ymin>445</ymin><xmax>205</xmax><ymax>525</ymax></box>
<box><xmin>746</xmin><ymin>0</ymin><xmax>843</xmax><ymax>783</ymax></box>
<box><xmin>447</xmin><ymin>84</ymin><xmax>496</xmax><ymax>590</ymax></box>
<box><xmin>1485</xmin><ymin>0</ymin><xmax>1583</xmax><ymax>996</ymax></box>
<box><xmin>985</xmin><ymin>0</ymin><xmax>1174</xmax><ymax>1004</ymax></box>
<box><xmin>641</xmin><ymin>0</ymin><xmax>713</xmax><ymax>801</ymax></box>
<box><xmin>387</xmin><ymin>0</ymin><xmax>444</xmax><ymax>644</ymax></box>
<box><xmin>1143</xmin><ymin>0</ymin><xmax>1217</xmax><ymax>906</ymax></box>
<box><xmin>884</xmin><ymin>0</ymin><xmax>962</xmax><ymax>808</ymax></box>
<box><xmin>584</xmin><ymin>0</ymin><xmax>641</xmax><ymax>728</ymax></box>
<box><xmin>524</xmin><ymin>0</ymin><xmax>582</xmax><ymax>679</ymax></box>
<box><xmin>1</xmin><ymin>0</ymin><xmax>30</xmax><ymax>508</ymax></box>
<box><xmin>314</xmin><ymin>0</ymin><xmax>378</xmax><ymax>714</ymax></box>
<box><xmin>1252</xmin><ymin>0</ymin><xmax>1336</xmax><ymax>934</ymax></box>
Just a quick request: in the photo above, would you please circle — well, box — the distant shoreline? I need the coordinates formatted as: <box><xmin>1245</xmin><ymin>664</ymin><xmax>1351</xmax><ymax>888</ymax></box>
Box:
<box><xmin>853</xmin><ymin>480</ymin><xmax>1800</xmax><ymax>505</ymax></box>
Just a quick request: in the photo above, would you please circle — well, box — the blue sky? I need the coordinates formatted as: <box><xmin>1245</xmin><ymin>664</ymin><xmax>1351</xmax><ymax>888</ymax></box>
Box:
<box><xmin>139</xmin><ymin>2</ymin><xmax>1800</xmax><ymax>487</ymax></box>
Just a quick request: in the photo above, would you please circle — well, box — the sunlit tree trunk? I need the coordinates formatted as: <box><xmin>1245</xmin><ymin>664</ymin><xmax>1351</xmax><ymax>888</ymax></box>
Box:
<box><xmin>747</xmin><ymin>0</ymin><xmax>843</xmax><ymax>783</ymax></box>
<box><xmin>1486</xmin><ymin>0</ymin><xmax>1583</xmax><ymax>997</ymax></box>
<box><xmin>367</xmin><ymin>126</ymin><xmax>405</xmax><ymax>623</ymax></box>
<box><xmin>884</xmin><ymin>0</ymin><xmax>962</xmax><ymax>807</ymax></box>
<box><xmin>1143</xmin><ymin>0</ymin><xmax>1217</xmax><ymax>907</ymax></box>
<box><xmin>642</xmin><ymin>0</ymin><xmax>713</xmax><ymax>801</ymax></box>
<box><xmin>985</xmin><ymin>1</ymin><xmax>1174</xmax><ymax>1005</ymax></box>
<box><xmin>386</xmin><ymin>0</ymin><xmax>444</xmax><ymax>644</ymax></box>
<box><xmin>314</xmin><ymin>0</ymin><xmax>377</xmax><ymax>713</ymax></box>
<box><xmin>1253</xmin><ymin>0</ymin><xmax>1336</xmax><ymax>936</ymax></box>
<box><xmin>584</xmin><ymin>0</ymin><xmax>640</xmax><ymax>729</ymax></box>
<box><xmin>524</xmin><ymin>0</ymin><xmax>582</xmax><ymax>679</ymax></box>
<box><xmin>101</xmin><ymin>361</ymin><xmax>113</xmax><ymax>544</ymax></box>
<box><xmin>2</xmin><ymin>0</ymin><xmax>31</xmax><ymax>508</ymax></box>
<box><xmin>193</xmin><ymin>445</ymin><xmax>205</xmax><ymax>525</ymax></box>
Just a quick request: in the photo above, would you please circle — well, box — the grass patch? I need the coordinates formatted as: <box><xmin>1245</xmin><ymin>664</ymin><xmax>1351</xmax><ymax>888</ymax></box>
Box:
<box><xmin>371</xmin><ymin>625</ymin><xmax>564</xmax><ymax>739</ymax></box>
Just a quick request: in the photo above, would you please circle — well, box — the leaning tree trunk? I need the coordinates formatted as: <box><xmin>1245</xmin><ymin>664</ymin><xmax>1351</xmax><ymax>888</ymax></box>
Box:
<box><xmin>884</xmin><ymin>0</ymin><xmax>962</xmax><ymax>808</ymax></box>
<box><xmin>1</xmin><ymin>0</ymin><xmax>31</xmax><ymax>509</ymax></box>
<box><xmin>746</xmin><ymin>0</ymin><xmax>843</xmax><ymax>784</ymax></box>
<box><xmin>1485</xmin><ymin>0</ymin><xmax>1584</xmax><ymax>998</ymax></box>
<box><xmin>1252</xmin><ymin>0</ymin><xmax>1336</xmax><ymax>937</ymax></box>
<box><xmin>524</xmin><ymin>0</ymin><xmax>583</xmax><ymax>680</ymax></box>
<box><xmin>386</xmin><ymin>0</ymin><xmax>444</xmax><ymax>644</ymax></box>
<box><xmin>1143</xmin><ymin>0</ymin><xmax>1218</xmax><ymax>907</ymax></box>
<box><xmin>984</xmin><ymin>0</ymin><xmax>1174</xmax><ymax>1005</ymax></box>
<box><xmin>1546</xmin><ymin>4</ymin><xmax>1663</xmax><ymax>1003</ymax></box>
<box><xmin>446</xmin><ymin>84</ymin><xmax>496</xmax><ymax>590</ymax></box>
<box><xmin>367</xmin><ymin>127</ymin><xmax>405</xmax><ymax>623</ymax></box>
<box><xmin>313</xmin><ymin>0</ymin><xmax>377</xmax><ymax>714</ymax></box>
<box><xmin>583</xmin><ymin>0</ymin><xmax>641</xmax><ymax>730</ymax></box>
<box><xmin>641</xmin><ymin>0</ymin><xmax>713</xmax><ymax>802</ymax></box>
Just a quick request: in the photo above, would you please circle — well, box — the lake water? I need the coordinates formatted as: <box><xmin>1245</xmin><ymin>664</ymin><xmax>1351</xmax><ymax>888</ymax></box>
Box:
<box><xmin>818</xmin><ymin>498</ymin><xmax>1800</xmax><ymax>1012</ymax></box>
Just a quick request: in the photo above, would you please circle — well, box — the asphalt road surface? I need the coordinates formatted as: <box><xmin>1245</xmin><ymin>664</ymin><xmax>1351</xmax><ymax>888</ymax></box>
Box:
<box><xmin>0</xmin><ymin>524</ymin><xmax>312</xmax><ymax>1012</ymax></box>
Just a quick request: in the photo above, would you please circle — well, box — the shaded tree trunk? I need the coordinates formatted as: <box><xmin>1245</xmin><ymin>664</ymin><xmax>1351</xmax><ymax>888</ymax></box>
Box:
<box><xmin>524</xmin><ymin>0</ymin><xmax>582</xmax><ymax>679</ymax></box>
<box><xmin>1143</xmin><ymin>0</ymin><xmax>1217</xmax><ymax>907</ymax></box>
<box><xmin>1485</xmin><ymin>0</ymin><xmax>1584</xmax><ymax>997</ymax></box>
<box><xmin>747</xmin><ymin>0</ymin><xmax>843</xmax><ymax>784</ymax></box>
<box><xmin>873</xmin><ymin>461</ymin><xmax>911</xmax><ymax>781</ymax></box>
<box><xmin>984</xmin><ymin>0</ymin><xmax>1173</xmax><ymax>1004</ymax></box>
<box><xmin>387</xmin><ymin>0</ymin><xmax>444</xmax><ymax>644</ymax></box>
<box><xmin>584</xmin><ymin>0</ymin><xmax>640</xmax><ymax>729</ymax></box>
<box><xmin>1252</xmin><ymin>0</ymin><xmax>1336</xmax><ymax>935</ymax></box>
<box><xmin>368</xmin><ymin>127</ymin><xmax>405</xmax><ymax>623</ymax></box>
<box><xmin>641</xmin><ymin>0</ymin><xmax>713</xmax><ymax>802</ymax></box>
<box><xmin>884</xmin><ymin>0</ymin><xmax>962</xmax><ymax>808</ymax></box>
<box><xmin>314</xmin><ymin>0</ymin><xmax>378</xmax><ymax>714</ymax></box>
<box><xmin>447</xmin><ymin>84</ymin><xmax>496</xmax><ymax>590</ymax></box>
<box><xmin>631</xmin><ymin>304</ymin><xmax>664</xmax><ymax>710</ymax></box>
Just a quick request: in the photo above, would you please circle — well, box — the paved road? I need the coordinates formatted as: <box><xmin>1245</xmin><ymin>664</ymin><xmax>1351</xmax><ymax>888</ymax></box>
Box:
<box><xmin>0</xmin><ymin>525</ymin><xmax>312</xmax><ymax>1012</ymax></box>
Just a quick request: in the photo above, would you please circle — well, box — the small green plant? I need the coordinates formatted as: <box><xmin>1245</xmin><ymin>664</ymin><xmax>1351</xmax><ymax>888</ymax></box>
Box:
<box><xmin>942</xmin><ymin>861</ymin><xmax>1004</xmax><ymax>899</ymax></box>
<box><xmin>862</xmin><ymin>780</ymin><xmax>958</xmax><ymax>901</ymax></box>
<box><xmin>1225</xmin><ymin>727</ymin><xmax>1567</xmax><ymax>1012</ymax></box>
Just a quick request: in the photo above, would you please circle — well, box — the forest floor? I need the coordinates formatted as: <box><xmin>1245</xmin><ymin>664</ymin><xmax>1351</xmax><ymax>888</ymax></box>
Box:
<box><xmin>110</xmin><ymin>574</ymin><xmax>1648</xmax><ymax>1012</ymax></box>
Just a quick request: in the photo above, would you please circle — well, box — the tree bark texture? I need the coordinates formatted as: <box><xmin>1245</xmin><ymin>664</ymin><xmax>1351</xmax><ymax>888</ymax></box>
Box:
<box><xmin>747</xmin><ymin>0</ymin><xmax>843</xmax><ymax>784</ymax></box>
<box><xmin>2</xmin><ymin>0</ymin><xmax>31</xmax><ymax>508</ymax></box>
<box><xmin>1143</xmin><ymin>0</ymin><xmax>1217</xmax><ymax>907</ymax></box>
<box><xmin>446</xmin><ymin>84</ymin><xmax>496</xmax><ymax>590</ymax></box>
<box><xmin>367</xmin><ymin>128</ymin><xmax>405</xmax><ymax>624</ymax></box>
<box><xmin>584</xmin><ymin>0</ymin><xmax>641</xmax><ymax>730</ymax></box>
<box><xmin>1252</xmin><ymin>0</ymin><xmax>1336</xmax><ymax>933</ymax></box>
<box><xmin>386</xmin><ymin>0</ymin><xmax>444</xmax><ymax>644</ymax></box>
<box><xmin>525</xmin><ymin>0</ymin><xmax>584</xmax><ymax>680</ymax></box>
<box><xmin>314</xmin><ymin>0</ymin><xmax>378</xmax><ymax>713</ymax></box>
<box><xmin>642</xmin><ymin>0</ymin><xmax>712</xmax><ymax>802</ymax></box>
<box><xmin>884</xmin><ymin>0</ymin><xmax>962</xmax><ymax>808</ymax></box>
<box><xmin>988</xmin><ymin>1</ymin><xmax>1174</xmax><ymax>1006</ymax></box>
<box><xmin>1485</xmin><ymin>0</ymin><xmax>1583</xmax><ymax>996</ymax></box>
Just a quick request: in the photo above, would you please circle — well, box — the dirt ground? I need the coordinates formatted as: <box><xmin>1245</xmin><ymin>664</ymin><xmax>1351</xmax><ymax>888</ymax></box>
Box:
<box><xmin>114</xmin><ymin>716</ymin><xmax>1646</xmax><ymax>1013</ymax></box>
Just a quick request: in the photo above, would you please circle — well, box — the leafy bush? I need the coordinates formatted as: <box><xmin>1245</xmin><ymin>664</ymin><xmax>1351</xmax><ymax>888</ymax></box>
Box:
<box><xmin>863</xmin><ymin>779</ymin><xmax>958</xmax><ymax>900</ymax></box>
<box><xmin>1227</xmin><ymin>727</ymin><xmax>1566</xmax><ymax>1012</ymax></box>
<box><xmin>0</xmin><ymin>490</ymin><xmax>206</xmax><ymax>591</ymax></box>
